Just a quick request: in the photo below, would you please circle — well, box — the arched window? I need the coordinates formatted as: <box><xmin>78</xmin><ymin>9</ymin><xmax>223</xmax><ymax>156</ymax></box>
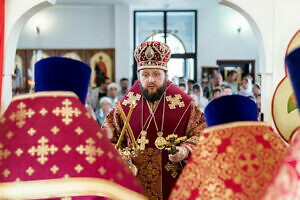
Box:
<box><xmin>146</xmin><ymin>33</ymin><xmax>186</xmax><ymax>80</ymax></box>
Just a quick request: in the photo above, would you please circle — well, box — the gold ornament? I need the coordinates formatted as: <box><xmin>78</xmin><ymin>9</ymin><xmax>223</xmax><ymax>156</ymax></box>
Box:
<box><xmin>137</xmin><ymin>130</ymin><xmax>149</xmax><ymax>151</ymax></box>
<box><xmin>155</xmin><ymin>131</ymin><xmax>167</xmax><ymax>150</ymax></box>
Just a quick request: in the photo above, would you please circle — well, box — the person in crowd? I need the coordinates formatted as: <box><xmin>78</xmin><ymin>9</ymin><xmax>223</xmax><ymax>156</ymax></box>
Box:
<box><xmin>102</xmin><ymin>40</ymin><xmax>206</xmax><ymax>200</ymax></box>
<box><xmin>207</xmin><ymin>72</ymin><xmax>223</xmax><ymax>100</ymax></box>
<box><xmin>220</xmin><ymin>83</ymin><xmax>227</xmax><ymax>91</ymax></box>
<box><xmin>213</xmin><ymin>72</ymin><xmax>223</xmax><ymax>88</ymax></box>
<box><xmin>85</xmin><ymin>89</ymin><xmax>96</xmax><ymax>120</ymax></box>
<box><xmin>190</xmin><ymin>93</ymin><xmax>199</xmax><ymax>107</ymax></box>
<box><xmin>203</xmin><ymin>79</ymin><xmax>213</xmax><ymax>99</ymax></box>
<box><xmin>239</xmin><ymin>77</ymin><xmax>254</xmax><ymax>97</ymax></box>
<box><xmin>187</xmin><ymin>79</ymin><xmax>195</xmax><ymax>95</ymax></box>
<box><xmin>192</xmin><ymin>83</ymin><xmax>209</xmax><ymax>112</ymax></box>
<box><xmin>90</xmin><ymin>76</ymin><xmax>110</xmax><ymax>110</ymax></box>
<box><xmin>106</xmin><ymin>82</ymin><xmax>119</xmax><ymax>108</ymax></box>
<box><xmin>224</xmin><ymin>70</ymin><xmax>238</xmax><ymax>94</ymax></box>
<box><xmin>212</xmin><ymin>87</ymin><xmax>222</xmax><ymax>100</ymax></box>
<box><xmin>253</xmin><ymin>83</ymin><xmax>261</xmax><ymax>98</ymax></box>
<box><xmin>118</xmin><ymin>77</ymin><xmax>129</xmax><ymax>100</ymax></box>
<box><xmin>178</xmin><ymin>76</ymin><xmax>186</xmax><ymax>85</ymax></box>
<box><xmin>256</xmin><ymin>93</ymin><xmax>261</xmax><ymax>111</ymax></box>
<box><xmin>95</xmin><ymin>96</ymin><xmax>112</xmax><ymax>126</ymax></box>
<box><xmin>245</xmin><ymin>74</ymin><xmax>254</xmax><ymax>84</ymax></box>
<box><xmin>223</xmin><ymin>85</ymin><xmax>232</xmax><ymax>95</ymax></box>
<box><xmin>237</xmin><ymin>81</ymin><xmax>243</xmax><ymax>93</ymax></box>
<box><xmin>178</xmin><ymin>82</ymin><xmax>187</xmax><ymax>93</ymax></box>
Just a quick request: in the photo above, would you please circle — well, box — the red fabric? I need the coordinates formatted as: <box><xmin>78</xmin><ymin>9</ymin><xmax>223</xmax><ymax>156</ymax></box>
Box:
<box><xmin>134</xmin><ymin>41</ymin><xmax>171</xmax><ymax>69</ymax></box>
<box><xmin>169</xmin><ymin>122</ymin><xmax>287</xmax><ymax>200</ymax></box>
<box><xmin>0</xmin><ymin>92</ymin><xmax>143</xmax><ymax>199</ymax></box>
<box><xmin>261</xmin><ymin>129</ymin><xmax>300</xmax><ymax>199</ymax></box>
<box><xmin>120</xmin><ymin>80</ymin><xmax>193</xmax><ymax>199</ymax></box>
<box><xmin>0</xmin><ymin>0</ymin><xmax>4</xmax><ymax>112</ymax></box>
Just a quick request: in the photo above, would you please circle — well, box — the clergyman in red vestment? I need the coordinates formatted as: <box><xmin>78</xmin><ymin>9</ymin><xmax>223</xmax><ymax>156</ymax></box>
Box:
<box><xmin>102</xmin><ymin>41</ymin><xmax>206</xmax><ymax>200</ymax></box>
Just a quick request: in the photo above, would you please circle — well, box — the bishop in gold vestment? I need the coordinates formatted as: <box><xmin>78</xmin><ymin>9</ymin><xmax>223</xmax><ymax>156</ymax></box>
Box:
<box><xmin>102</xmin><ymin>41</ymin><xmax>206</xmax><ymax>199</ymax></box>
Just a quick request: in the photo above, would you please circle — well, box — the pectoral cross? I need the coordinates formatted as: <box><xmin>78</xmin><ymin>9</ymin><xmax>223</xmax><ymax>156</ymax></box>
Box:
<box><xmin>137</xmin><ymin>131</ymin><xmax>149</xmax><ymax>151</ymax></box>
<box><xmin>165</xmin><ymin>162</ymin><xmax>181</xmax><ymax>178</ymax></box>
<box><xmin>165</xmin><ymin>134</ymin><xmax>187</xmax><ymax>155</ymax></box>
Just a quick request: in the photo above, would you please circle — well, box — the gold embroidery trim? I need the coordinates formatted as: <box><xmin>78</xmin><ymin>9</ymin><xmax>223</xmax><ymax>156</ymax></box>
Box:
<box><xmin>98</xmin><ymin>167</ymin><xmax>106</xmax><ymax>175</ymax></box>
<box><xmin>12</xmin><ymin>91</ymin><xmax>77</xmax><ymax>102</ymax></box>
<box><xmin>0</xmin><ymin>178</ymin><xmax>146</xmax><ymax>200</ymax></box>
<box><xmin>26</xmin><ymin>166</ymin><xmax>35</xmax><ymax>176</ymax></box>
<box><xmin>202</xmin><ymin>121</ymin><xmax>274</xmax><ymax>134</ymax></box>
<box><xmin>0</xmin><ymin>143</ymin><xmax>11</xmax><ymax>160</ymax></box>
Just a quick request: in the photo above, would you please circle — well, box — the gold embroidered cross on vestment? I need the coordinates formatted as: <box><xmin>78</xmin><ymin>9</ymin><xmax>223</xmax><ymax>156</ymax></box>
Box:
<box><xmin>0</xmin><ymin>116</ymin><xmax>6</xmax><ymax>124</ymax></box>
<box><xmin>26</xmin><ymin>166</ymin><xmax>35</xmax><ymax>176</ymax></box>
<box><xmin>122</xmin><ymin>92</ymin><xmax>141</xmax><ymax>107</ymax></box>
<box><xmin>166</xmin><ymin>94</ymin><xmax>185</xmax><ymax>109</ymax></box>
<box><xmin>76</xmin><ymin>137</ymin><xmax>103</xmax><ymax>164</ymax></box>
<box><xmin>28</xmin><ymin>136</ymin><xmax>58</xmax><ymax>165</ymax></box>
<box><xmin>0</xmin><ymin>143</ymin><xmax>11</xmax><ymax>161</ymax></box>
<box><xmin>52</xmin><ymin>99</ymin><xmax>81</xmax><ymax>125</ymax></box>
<box><xmin>9</xmin><ymin>102</ymin><xmax>35</xmax><ymax>128</ymax></box>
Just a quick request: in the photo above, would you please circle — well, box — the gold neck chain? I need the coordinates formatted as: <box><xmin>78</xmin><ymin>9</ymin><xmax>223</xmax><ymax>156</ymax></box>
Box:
<box><xmin>146</xmin><ymin>93</ymin><xmax>166</xmax><ymax>133</ymax></box>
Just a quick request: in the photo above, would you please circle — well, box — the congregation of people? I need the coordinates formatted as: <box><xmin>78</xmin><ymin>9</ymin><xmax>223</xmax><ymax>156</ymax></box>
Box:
<box><xmin>88</xmin><ymin>70</ymin><xmax>261</xmax><ymax>126</ymax></box>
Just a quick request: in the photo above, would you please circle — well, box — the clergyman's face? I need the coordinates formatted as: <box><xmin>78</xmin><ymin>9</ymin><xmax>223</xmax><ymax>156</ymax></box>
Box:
<box><xmin>138</xmin><ymin>68</ymin><xmax>167</xmax><ymax>102</ymax></box>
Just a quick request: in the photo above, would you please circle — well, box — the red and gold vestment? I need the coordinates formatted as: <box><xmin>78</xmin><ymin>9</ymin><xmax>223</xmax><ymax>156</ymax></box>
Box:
<box><xmin>169</xmin><ymin>122</ymin><xmax>287</xmax><ymax>200</ymax></box>
<box><xmin>103</xmin><ymin>80</ymin><xmax>206</xmax><ymax>200</ymax></box>
<box><xmin>0</xmin><ymin>91</ymin><xmax>143</xmax><ymax>199</ymax></box>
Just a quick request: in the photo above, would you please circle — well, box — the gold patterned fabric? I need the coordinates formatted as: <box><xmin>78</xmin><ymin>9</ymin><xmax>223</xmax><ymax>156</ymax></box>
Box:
<box><xmin>169</xmin><ymin>122</ymin><xmax>288</xmax><ymax>200</ymax></box>
<box><xmin>0</xmin><ymin>92</ymin><xmax>144</xmax><ymax>199</ymax></box>
<box><xmin>133</xmin><ymin>148</ymin><xmax>163</xmax><ymax>200</ymax></box>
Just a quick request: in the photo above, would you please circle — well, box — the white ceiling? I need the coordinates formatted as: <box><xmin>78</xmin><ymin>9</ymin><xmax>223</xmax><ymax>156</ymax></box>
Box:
<box><xmin>56</xmin><ymin>0</ymin><xmax>219</xmax><ymax>8</ymax></box>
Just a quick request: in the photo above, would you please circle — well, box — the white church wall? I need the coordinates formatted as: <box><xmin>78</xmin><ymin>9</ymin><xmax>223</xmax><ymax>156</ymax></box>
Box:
<box><xmin>17</xmin><ymin>4</ymin><xmax>133</xmax><ymax>86</ymax></box>
<box><xmin>17</xmin><ymin>5</ymin><xmax>115</xmax><ymax>49</ymax></box>
<box><xmin>197</xmin><ymin>5</ymin><xmax>259</xmax><ymax>83</ymax></box>
<box><xmin>114</xmin><ymin>4</ymin><xmax>133</xmax><ymax>86</ymax></box>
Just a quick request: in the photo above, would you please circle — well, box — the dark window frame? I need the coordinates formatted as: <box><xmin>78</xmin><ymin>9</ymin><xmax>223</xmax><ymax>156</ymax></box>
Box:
<box><xmin>133</xmin><ymin>10</ymin><xmax>198</xmax><ymax>83</ymax></box>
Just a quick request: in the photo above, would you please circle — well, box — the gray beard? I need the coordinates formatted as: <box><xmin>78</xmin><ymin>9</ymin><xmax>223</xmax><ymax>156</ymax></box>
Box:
<box><xmin>139</xmin><ymin>80</ymin><xmax>167</xmax><ymax>103</ymax></box>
